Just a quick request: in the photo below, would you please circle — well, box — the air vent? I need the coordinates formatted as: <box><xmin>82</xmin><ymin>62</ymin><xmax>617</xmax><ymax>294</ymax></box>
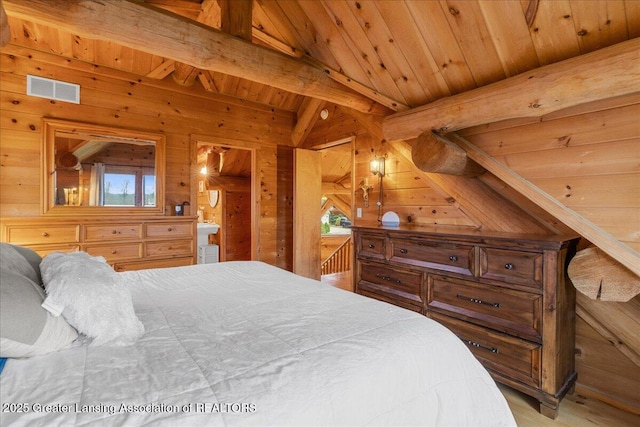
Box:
<box><xmin>27</xmin><ymin>75</ymin><xmax>80</xmax><ymax>104</ymax></box>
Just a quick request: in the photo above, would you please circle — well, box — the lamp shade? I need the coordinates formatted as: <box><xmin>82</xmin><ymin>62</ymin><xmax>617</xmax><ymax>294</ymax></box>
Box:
<box><xmin>370</xmin><ymin>157</ymin><xmax>385</xmax><ymax>176</ymax></box>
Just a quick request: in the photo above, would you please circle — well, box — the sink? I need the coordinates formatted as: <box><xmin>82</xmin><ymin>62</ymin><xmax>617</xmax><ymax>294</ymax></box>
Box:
<box><xmin>197</xmin><ymin>223</ymin><xmax>220</xmax><ymax>246</ymax></box>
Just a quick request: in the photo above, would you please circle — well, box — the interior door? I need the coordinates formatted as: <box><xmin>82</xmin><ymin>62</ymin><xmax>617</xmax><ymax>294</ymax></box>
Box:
<box><xmin>293</xmin><ymin>148</ymin><xmax>322</xmax><ymax>279</ymax></box>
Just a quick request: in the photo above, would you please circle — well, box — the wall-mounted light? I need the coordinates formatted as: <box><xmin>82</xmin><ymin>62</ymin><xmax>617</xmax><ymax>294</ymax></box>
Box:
<box><xmin>370</xmin><ymin>157</ymin><xmax>385</xmax><ymax>177</ymax></box>
<box><xmin>200</xmin><ymin>166</ymin><xmax>207</xmax><ymax>175</ymax></box>
<box><xmin>320</xmin><ymin>108</ymin><xmax>329</xmax><ymax>120</ymax></box>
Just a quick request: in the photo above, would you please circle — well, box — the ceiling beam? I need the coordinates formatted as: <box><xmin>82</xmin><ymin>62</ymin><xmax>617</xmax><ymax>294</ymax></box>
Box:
<box><xmin>3</xmin><ymin>0</ymin><xmax>387</xmax><ymax>115</ymax></box>
<box><xmin>383</xmin><ymin>38</ymin><xmax>640</xmax><ymax>141</ymax></box>
<box><xmin>173</xmin><ymin>0</ymin><xmax>215</xmax><ymax>86</ymax></box>
<box><xmin>220</xmin><ymin>0</ymin><xmax>252</xmax><ymax>41</ymax></box>
<box><xmin>322</xmin><ymin>182</ymin><xmax>350</xmax><ymax>196</ymax></box>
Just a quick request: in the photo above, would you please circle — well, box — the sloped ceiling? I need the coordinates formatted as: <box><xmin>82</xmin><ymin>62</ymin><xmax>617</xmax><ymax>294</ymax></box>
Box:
<box><xmin>4</xmin><ymin>0</ymin><xmax>638</xmax><ymax>115</ymax></box>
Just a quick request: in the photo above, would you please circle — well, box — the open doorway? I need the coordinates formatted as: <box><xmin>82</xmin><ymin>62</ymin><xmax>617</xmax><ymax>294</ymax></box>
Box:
<box><xmin>318</xmin><ymin>140</ymin><xmax>353</xmax><ymax>290</ymax></box>
<box><xmin>195</xmin><ymin>141</ymin><xmax>253</xmax><ymax>262</ymax></box>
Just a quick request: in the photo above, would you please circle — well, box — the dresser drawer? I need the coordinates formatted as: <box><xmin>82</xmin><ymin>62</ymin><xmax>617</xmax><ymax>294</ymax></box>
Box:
<box><xmin>390</xmin><ymin>239</ymin><xmax>474</xmax><ymax>276</ymax></box>
<box><xmin>145</xmin><ymin>222</ymin><xmax>193</xmax><ymax>239</ymax></box>
<box><xmin>84</xmin><ymin>224</ymin><xmax>142</xmax><ymax>242</ymax></box>
<box><xmin>358</xmin><ymin>289</ymin><xmax>423</xmax><ymax>313</ymax></box>
<box><xmin>5</xmin><ymin>225</ymin><xmax>79</xmax><ymax>245</ymax></box>
<box><xmin>84</xmin><ymin>243</ymin><xmax>142</xmax><ymax>262</ymax></box>
<box><xmin>431</xmin><ymin>313</ymin><xmax>541</xmax><ymax>388</ymax></box>
<box><xmin>114</xmin><ymin>256</ymin><xmax>194</xmax><ymax>272</ymax></box>
<box><xmin>146</xmin><ymin>240</ymin><xmax>193</xmax><ymax>258</ymax></box>
<box><xmin>358</xmin><ymin>234</ymin><xmax>387</xmax><ymax>260</ymax></box>
<box><xmin>358</xmin><ymin>262</ymin><xmax>425</xmax><ymax>309</ymax></box>
<box><xmin>428</xmin><ymin>275</ymin><xmax>542</xmax><ymax>342</ymax></box>
<box><xmin>479</xmin><ymin>248</ymin><xmax>543</xmax><ymax>289</ymax></box>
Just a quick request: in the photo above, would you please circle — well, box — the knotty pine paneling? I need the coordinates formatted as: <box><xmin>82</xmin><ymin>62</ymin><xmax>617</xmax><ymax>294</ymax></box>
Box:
<box><xmin>0</xmin><ymin>44</ymin><xmax>293</xmax><ymax>265</ymax></box>
<box><xmin>276</xmin><ymin>145</ymin><xmax>294</xmax><ymax>271</ymax></box>
<box><xmin>464</xmin><ymin>98</ymin><xmax>640</xmax><ymax>252</ymax></box>
<box><xmin>576</xmin><ymin>315</ymin><xmax>640</xmax><ymax>412</ymax></box>
<box><xmin>352</xmin><ymin>132</ymin><xmax>475</xmax><ymax>227</ymax></box>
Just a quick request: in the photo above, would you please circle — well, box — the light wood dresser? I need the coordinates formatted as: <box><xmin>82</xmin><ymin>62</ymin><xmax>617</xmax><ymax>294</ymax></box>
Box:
<box><xmin>1</xmin><ymin>217</ymin><xmax>196</xmax><ymax>271</ymax></box>
<box><xmin>353</xmin><ymin>225</ymin><xmax>580</xmax><ymax>419</ymax></box>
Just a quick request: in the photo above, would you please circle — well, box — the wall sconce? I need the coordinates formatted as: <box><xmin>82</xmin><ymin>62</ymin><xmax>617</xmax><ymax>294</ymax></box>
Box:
<box><xmin>370</xmin><ymin>157</ymin><xmax>385</xmax><ymax>177</ymax></box>
<box><xmin>200</xmin><ymin>166</ymin><xmax>207</xmax><ymax>175</ymax></box>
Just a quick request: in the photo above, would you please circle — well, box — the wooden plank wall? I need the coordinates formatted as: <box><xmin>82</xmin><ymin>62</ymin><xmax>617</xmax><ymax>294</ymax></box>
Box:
<box><xmin>0</xmin><ymin>44</ymin><xmax>294</xmax><ymax>265</ymax></box>
<box><xmin>459</xmin><ymin>95</ymin><xmax>640</xmax><ymax>253</ymax></box>
<box><xmin>353</xmin><ymin>133</ymin><xmax>477</xmax><ymax>227</ymax></box>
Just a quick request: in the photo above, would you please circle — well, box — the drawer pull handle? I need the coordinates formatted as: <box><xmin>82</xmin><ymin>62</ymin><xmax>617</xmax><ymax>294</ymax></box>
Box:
<box><xmin>459</xmin><ymin>337</ymin><xmax>499</xmax><ymax>354</ymax></box>
<box><xmin>111</xmin><ymin>250</ymin><xmax>117</xmax><ymax>254</ymax></box>
<box><xmin>456</xmin><ymin>293</ymin><xmax>500</xmax><ymax>308</ymax></box>
<box><xmin>399</xmin><ymin>248</ymin><xmax>408</xmax><ymax>254</ymax></box>
<box><xmin>112</xmin><ymin>230</ymin><xmax>117</xmax><ymax>234</ymax></box>
<box><xmin>375</xmin><ymin>273</ymin><xmax>402</xmax><ymax>284</ymax></box>
<box><xmin>504</xmin><ymin>263</ymin><xmax>514</xmax><ymax>270</ymax></box>
<box><xmin>42</xmin><ymin>232</ymin><xmax>50</xmax><ymax>237</ymax></box>
<box><xmin>449</xmin><ymin>255</ymin><xmax>458</xmax><ymax>262</ymax></box>
<box><xmin>368</xmin><ymin>244</ymin><xmax>375</xmax><ymax>249</ymax></box>
<box><xmin>167</xmin><ymin>227</ymin><xmax>173</xmax><ymax>232</ymax></box>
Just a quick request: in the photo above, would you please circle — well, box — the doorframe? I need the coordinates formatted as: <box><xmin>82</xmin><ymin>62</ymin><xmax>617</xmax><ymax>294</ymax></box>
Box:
<box><xmin>190</xmin><ymin>134</ymin><xmax>263</xmax><ymax>260</ymax></box>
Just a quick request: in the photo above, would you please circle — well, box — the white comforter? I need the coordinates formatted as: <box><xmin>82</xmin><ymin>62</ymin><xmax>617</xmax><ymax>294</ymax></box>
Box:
<box><xmin>1</xmin><ymin>261</ymin><xmax>516</xmax><ymax>426</ymax></box>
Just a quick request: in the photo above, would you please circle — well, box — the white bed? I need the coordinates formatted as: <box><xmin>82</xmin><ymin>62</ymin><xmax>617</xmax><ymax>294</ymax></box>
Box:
<box><xmin>1</xmin><ymin>261</ymin><xmax>516</xmax><ymax>426</ymax></box>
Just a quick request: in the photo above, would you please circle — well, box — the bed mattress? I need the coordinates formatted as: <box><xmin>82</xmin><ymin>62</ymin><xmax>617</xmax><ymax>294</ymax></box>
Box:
<box><xmin>1</xmin><ymin>261</ymin><xmax>516</xmax><ymax>426</ymax></box>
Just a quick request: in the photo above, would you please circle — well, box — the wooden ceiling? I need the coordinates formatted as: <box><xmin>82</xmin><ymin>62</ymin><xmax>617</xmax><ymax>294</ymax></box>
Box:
<box><xmin>4</xmin><ymin>0</ymin><xmax>638</xmax><ymax>119</ymax></box>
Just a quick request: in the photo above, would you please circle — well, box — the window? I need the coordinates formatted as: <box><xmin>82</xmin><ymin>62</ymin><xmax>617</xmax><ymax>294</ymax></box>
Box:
<box><xmin>143</xmin><ymin>175</ymin><xmax>156</xmax><ymax>206</ymax></box>
<box><xmin>102</xmin><ymin>166</ymin><xmax>156</xmax><ymax>207</ymax></box>
<box><xmin>103</xmin><ymin>172</ymin><xmax>136</xmax><ymax>206</ymax></box>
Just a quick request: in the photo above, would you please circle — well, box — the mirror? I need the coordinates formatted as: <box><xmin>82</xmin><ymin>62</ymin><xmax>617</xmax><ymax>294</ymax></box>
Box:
<box><xmin>42</xmin><ymin>118</ymin><xmax>166</xmax><ymax>215</ymax></box>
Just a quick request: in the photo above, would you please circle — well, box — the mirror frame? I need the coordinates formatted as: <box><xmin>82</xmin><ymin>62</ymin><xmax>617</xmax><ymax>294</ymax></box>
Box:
<box><xmin>42</xmin><ymin>118</ymin><xmax>166</xmax><ymax>216</ymax></box>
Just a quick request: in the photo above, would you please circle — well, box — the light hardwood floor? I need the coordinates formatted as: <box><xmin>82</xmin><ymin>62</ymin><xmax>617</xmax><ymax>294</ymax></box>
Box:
<box><xmin>321</xmin><ymin>270</ymin><xmax>640</xmax><ymax>426</ymax></box>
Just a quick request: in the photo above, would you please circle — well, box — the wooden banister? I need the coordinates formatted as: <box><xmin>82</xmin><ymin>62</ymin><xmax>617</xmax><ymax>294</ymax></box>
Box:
<box><xmin>321</xmin><ymin>236</ymin><xmax>352</xmax><ymax>276</ymax></box>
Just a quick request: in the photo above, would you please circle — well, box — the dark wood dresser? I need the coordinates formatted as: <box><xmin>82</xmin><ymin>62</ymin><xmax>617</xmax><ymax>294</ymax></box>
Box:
<box><xmin>353</xmin><ymin>225</ymin><xmax>580</xmax><ymax>418</ymax></box>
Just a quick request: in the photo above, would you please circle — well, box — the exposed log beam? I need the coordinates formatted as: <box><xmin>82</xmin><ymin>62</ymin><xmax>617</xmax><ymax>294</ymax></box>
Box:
<box><xmin>305</xmin><ymin>57</ymin><xmax>408</xmax><ymax>112</ymax></box>
<box><xmin>412</xmin><ymin>131</ymin><xmax>485</xmax><ymax>177</ymax></box>
<box><xmin>3</xmin><ymin>0</ymin><xmax>387</xmax><ymax>115</ymax></box>
<box><xmin>322</xmin><ymin>182</ymin><xmax>350</xmax><ymax>196</ymax></box>
<box><xmin>220</xmin><ymin>0</ymin><xmax>252</xmax><ymax>41</ymax></box>
<box><xmin>569</xmin><ymin>246</ymin><xmax>640</xmax><ymax>302</ymax></box>
<box><xmin>292</xmin><ymin>98</ymin><xmax>326</xmax><ymax>147</ymax></box>
<box><xmin>449</xmin><ymin>132</ymin><xmax>640</xmax><ymax>278</ymax></box>
<box><xmin>383</xmin><ymin>38</ymin><xmax>640</xmax><ymax>141</ymax></box>
<box><xmin>252</xmin><ymin>27</ymin><xmax>301</xmax><ymax>58</ymax></box>
<box><xmin>172</xmin><ymin>0</ymin><xmax>220</xmax><ymax>86</ymax></box>
<box><xmin>0</xmin><ymin>0</ymin><xmax>9</xmax><ymax>47</ymax></box>
<box><xmin>197</xmin><ymin>70</ymin><xmax>218</xmax><ymax>92</ymax></box>
<box><xmin>146</xmin><ymin>59</ymin><xmax>176</xmax><ymax>79</ymax></box>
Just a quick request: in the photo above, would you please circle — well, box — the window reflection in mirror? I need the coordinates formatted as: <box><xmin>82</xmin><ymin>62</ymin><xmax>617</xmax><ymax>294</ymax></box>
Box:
<box><xmin>43</xmin><ymin>119</ymin><xmax>165</xmax><ymax>215</ymax></box>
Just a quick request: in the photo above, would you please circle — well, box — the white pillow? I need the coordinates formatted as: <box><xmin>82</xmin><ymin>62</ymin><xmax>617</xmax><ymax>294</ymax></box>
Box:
<box><xmin>40</xmin><ymin>252</ymin><xmax>144</xmax><ymax>347</ymax></box>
